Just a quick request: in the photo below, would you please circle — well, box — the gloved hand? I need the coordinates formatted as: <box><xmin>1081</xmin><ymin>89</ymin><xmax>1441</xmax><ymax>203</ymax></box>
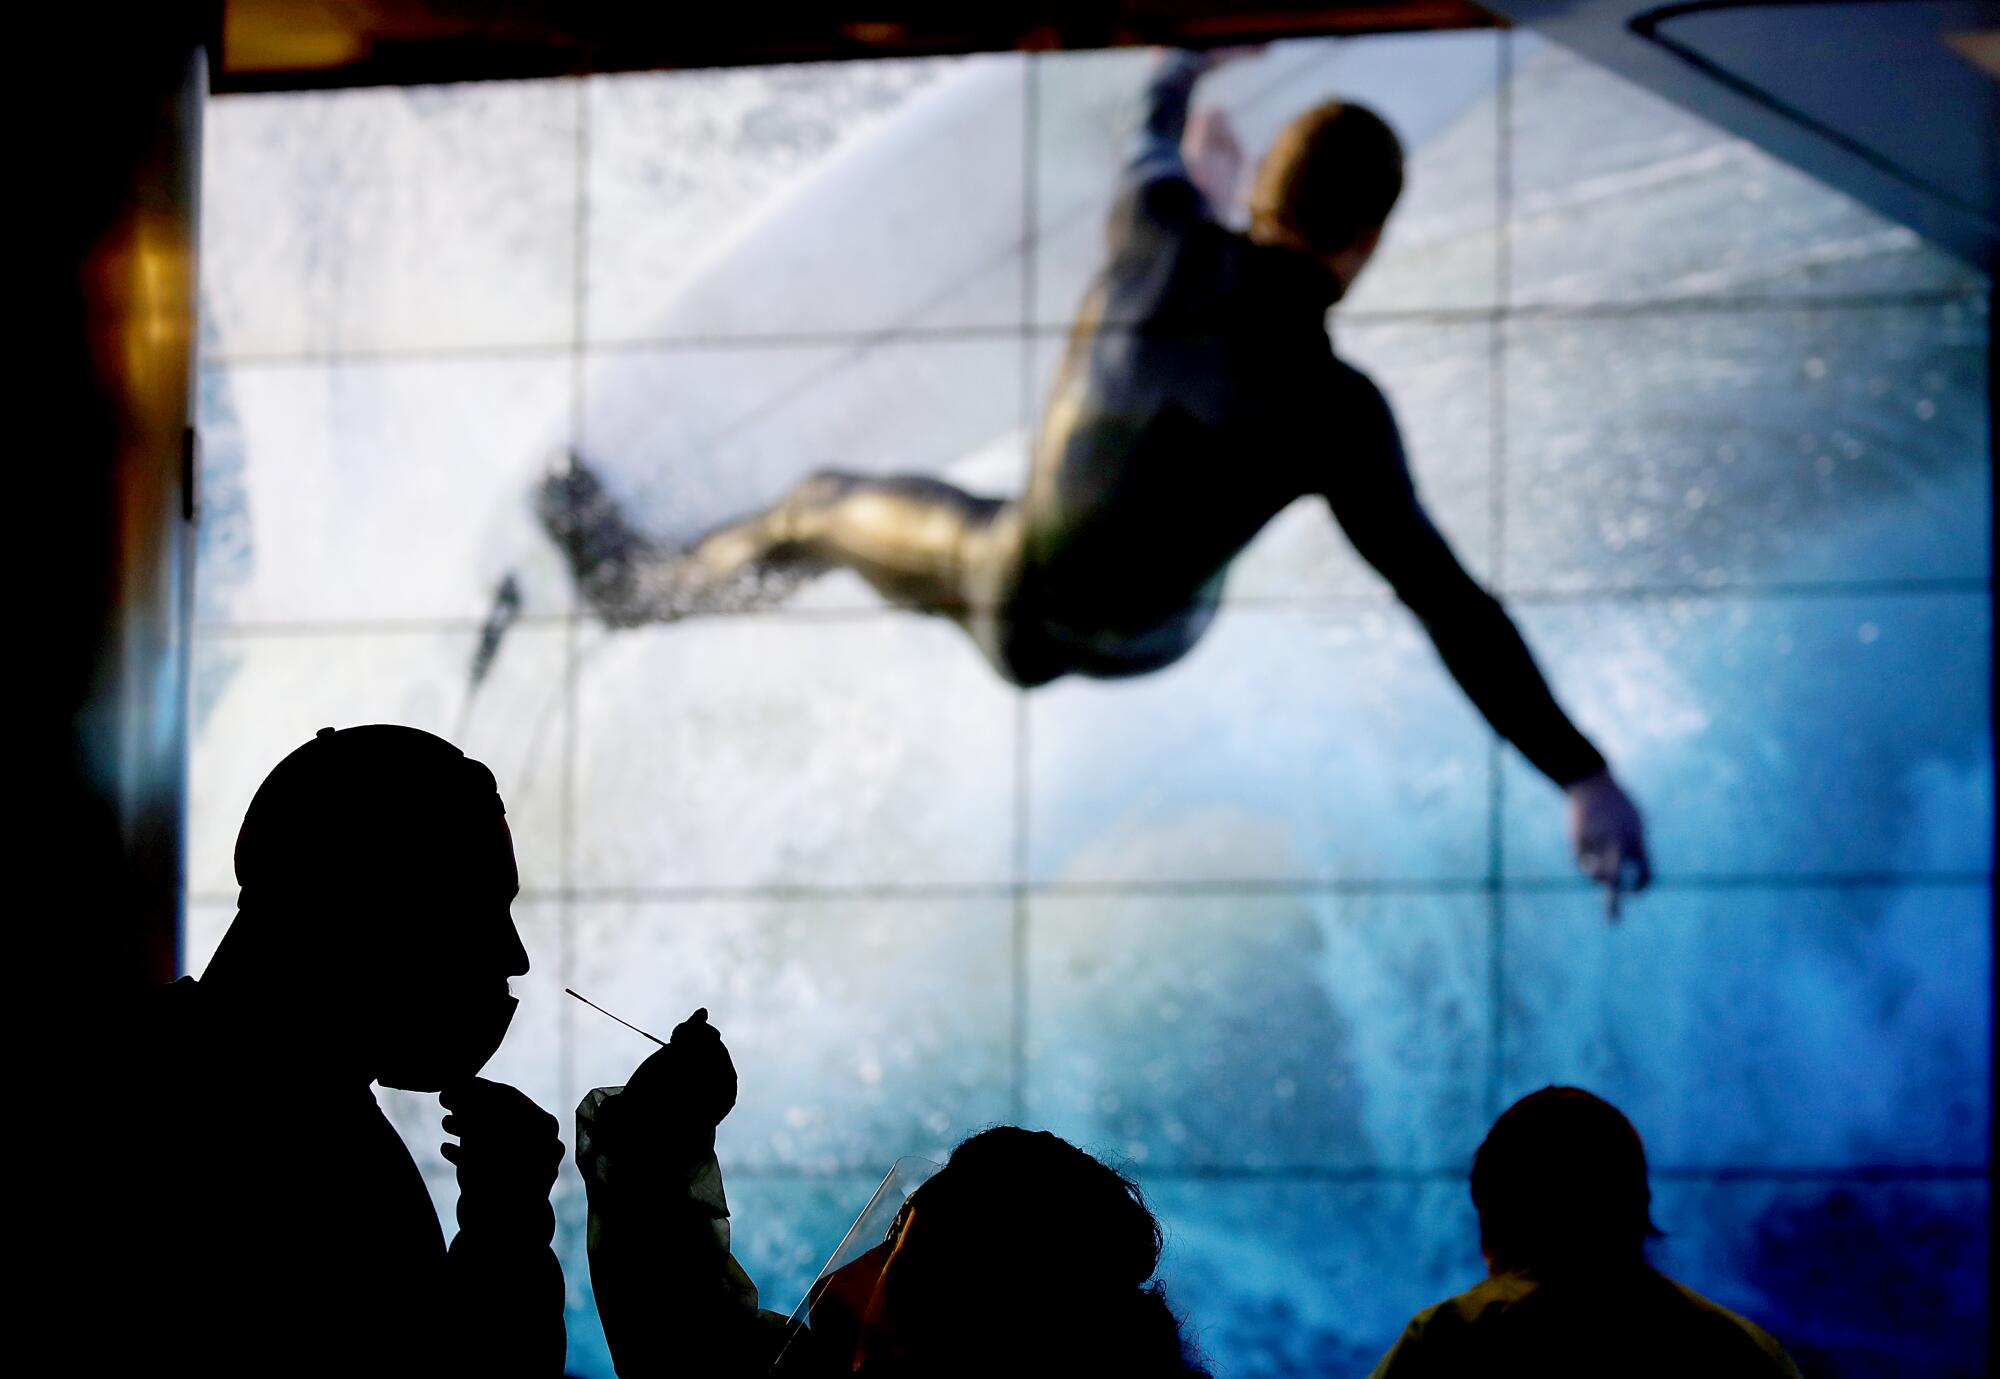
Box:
<box><xmin>440</xmin><ymin>1076</ymin><xmax>563</xmax><ymax>1237</ymax></box>
<box><xmin>601</xmin><ymin>1008</ymin><xmax>739</xmax><ymax>1151</ymax></box>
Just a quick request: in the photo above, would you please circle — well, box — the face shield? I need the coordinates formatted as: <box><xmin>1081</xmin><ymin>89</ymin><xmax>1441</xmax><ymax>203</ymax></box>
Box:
<box><xmin>769</xmin><ymin>1155</ymin><xmax>942</xmax><ymax>1374</ymax></box>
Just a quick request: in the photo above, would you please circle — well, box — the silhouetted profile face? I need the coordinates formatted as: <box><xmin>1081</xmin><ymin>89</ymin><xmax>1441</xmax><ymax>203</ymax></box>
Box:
<box><xmin>1471</xmin><ymin>1085</ymin><xmax>1660</xmax><ymax>1275</ymax></box>
<box><xmin>231</xmin><ymin>725</ymin><xmax>528</xmax><ymax>1091</ymax></box>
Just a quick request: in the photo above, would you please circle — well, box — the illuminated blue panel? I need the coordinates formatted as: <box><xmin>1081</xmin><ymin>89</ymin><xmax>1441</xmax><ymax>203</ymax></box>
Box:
<box><xmin>187</xmin><ymin>627</ymin><xmax>571</xmax><ymax>897</ymax></box>
<box><xmin>1648</xmin><ymin>1179</ymin><xmax>1991</xmax><ymax>1377</ymax></box>
<box><xmin>1501</xmin><ymin>883</ymin><xmax>1992</xmax><ymax>1168</ymax></box>
<box><xmin>566</xmin><ymin>896</ymin><xmax>1014</xmax><ymax>1172</ymax></box>
<box><xmin>570</xmin><ymin>619</ymin><xmax>1017</xmax><ymax>889</ymax></box>
<box><xmin>586</xmin><ymin>56</ymin><xmax>1024</xmax><ymax>342</ymax></box>
<box><xmin>1500</xmin><ymin>593</ymin><xmax>1994</xmax><ymax>880</ymax></box>
<box><xmin>1029</xmin><ymin>607</ymin><xmax>1496</xmax><ymax>885</ymax></box>
<box><xmin>195</xmin><ymin>356</ymin><xmax>574</xmax><ymax>624</ymax></box>
<box><xmin>1026</xmin><ymin>891</ymin><xmax>1491</xmax><ymax>1172</ymax></box>
<box><xmin>1147</xmin><ymin>1179</ymin><xmax>1481</xmax><ymax>1378</ymax></box>
<box><xmin>201</xmin><ymin>80</ymin><xmax>581</xmax><ymax>356</ymax></box>
<box><xmin>1504</xmin><ymin>303</ymin><xmax>1991</xmax><ymax>594</ymax></box>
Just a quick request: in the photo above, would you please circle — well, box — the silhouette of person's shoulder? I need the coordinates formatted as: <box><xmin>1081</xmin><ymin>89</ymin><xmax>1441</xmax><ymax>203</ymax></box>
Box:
<box><xmin>113</xmin><ymin>976</ymin><xmax>205</xmax><ymax>1101</ymax></box>
<box><xmin>116</xmin><ymin>974</ymin><xmax>428</xmax><ymax>1214</ymax></box>
<box><xmin>116</xmin><ymin>977</ymin><xmax>282</xmax><ymax>1188</ymax></box>
<box><xmin>1373</xmin><ymin>1271</ymin><xmax>1535</xmax><ymax>1373</ymax></box>
<box><xmin>145</xmin><ymin>972</ymin><xmax>202</xmax><ymax>1034</ymax></box>
<box><xmin>1376</xmin><ymin>1268</ymin><xmax>1801</xmax><ymax>1379</ymax></box>
<box><xmin>1652</xmin><ymin>1274</ymin><xmax>1802</xmax><ymax>1377</ymax></box>
<box><xmin>104</xmin><ymin>975</ymin><xmax>456</xmax><ymax>1376</ymax></box>
<box><xmin>119</xmin><ymin>977</ymin><xmax>255</xmax><ymax>1106</ymax></box>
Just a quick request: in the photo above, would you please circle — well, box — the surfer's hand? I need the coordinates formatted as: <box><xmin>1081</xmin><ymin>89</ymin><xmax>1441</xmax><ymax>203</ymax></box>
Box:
<box><xmin>1565</xmin><ymin>770</ymin><xmax>1650</xmax><ymax>920</ymax></box>
<box><xmin>1184</xmin><ymin>107</ymin><xmax>1246</xmax><ymax>212</ymax></box>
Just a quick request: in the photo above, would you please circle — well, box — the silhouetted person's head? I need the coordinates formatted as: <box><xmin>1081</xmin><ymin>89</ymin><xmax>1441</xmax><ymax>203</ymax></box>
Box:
<box><xmin>1247</xmin><ymin>99</ymin><xmax>1404</xmax><ymax>297</ymax></box>
<box><xmin>836</xmin><ymin>1127</ymin><xmax>1200</xmax><ymax>1377</ymax></box>
<box><xmin>204</xmin><ymin>724</ymin><xmax>527</xmax><ymax>1091</ymax></box>
<box><xmin>1471</xmin><ymin>1086</ymin><xmax>1662</xmax><ymax>1277</ymax></box>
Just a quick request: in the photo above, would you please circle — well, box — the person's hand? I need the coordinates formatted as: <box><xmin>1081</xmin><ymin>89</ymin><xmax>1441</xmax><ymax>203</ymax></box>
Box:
<box><xmin>618</xmin><ymin>1007</ymin><xmax>739</xmax><ymax>1136</ymax></box>
<box><xmin>440</xmin><ymin>1077</ymin><xmax>562</xmax><ymax>1234</ymax></box>
<box><xmin>1183</xmin><ymin>107</ymin><xmax>1246</xmax><ymax>213</ymax></box>
<box><xmin>1564</xmin><ymin>769</ymin><xmax>1651</xmax><ymax>920</ymax></box>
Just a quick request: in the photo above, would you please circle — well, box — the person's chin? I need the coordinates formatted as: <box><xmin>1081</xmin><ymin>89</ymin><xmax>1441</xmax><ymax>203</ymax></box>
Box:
<box><xmin>376</xmin><ymin>1052</ymin><xmax>479</xmax><ymax>1093</ymax></box>
<box><xmin>377</xmin><ymin>994</ymin><xmax>517</xmax><ymax>1091</ymax></box>
<box><xmin>376</xmin><ymin>1068</ymin><xmax>449</xmax><ymax>1093</ymax></box>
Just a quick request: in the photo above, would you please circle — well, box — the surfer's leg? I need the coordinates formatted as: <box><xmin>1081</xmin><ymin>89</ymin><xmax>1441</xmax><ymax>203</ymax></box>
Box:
<box><xmin>536</xmin><ymin>454</ymin><xmax>1070</xmax><ymax>686</ymax></box>
<box><xmin>535</xmin><ymin>453</ymin><xmax>694</xmax><ymax>626</ymax></box>
<box><xmin>690</xmin><ymin>469</ymin><xmax>1009</xmax><ymax>617</ymax></box>
<box><xmin>696</xmin><ymin>470</ymin><xmax>1083</xmax><ymax>687</ymax></box>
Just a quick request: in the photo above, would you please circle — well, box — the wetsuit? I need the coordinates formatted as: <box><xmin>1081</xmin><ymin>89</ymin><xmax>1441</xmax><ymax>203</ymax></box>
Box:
<box><xmin>576</xmin><ymin>50</ymin><xmax>1604</xmax><ymax>787</ymax></box>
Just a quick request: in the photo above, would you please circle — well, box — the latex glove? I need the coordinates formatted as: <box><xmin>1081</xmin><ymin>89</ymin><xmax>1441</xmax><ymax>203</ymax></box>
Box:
<box><xmin>607</xmin><ymin>1008</ymin><xmax>739</xmax><ymax>1150</ymax></box>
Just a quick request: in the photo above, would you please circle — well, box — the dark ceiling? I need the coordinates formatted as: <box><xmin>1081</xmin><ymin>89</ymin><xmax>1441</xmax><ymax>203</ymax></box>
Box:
<box><xmin>212</xmin><ymin>0</ymin><xmax>1994</xmax><ymax>269</ymax></box>
<box><xmin>215</xmin><ymin>1</ymin><xmax>1500</xmax><ymax>93</ymax></box>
